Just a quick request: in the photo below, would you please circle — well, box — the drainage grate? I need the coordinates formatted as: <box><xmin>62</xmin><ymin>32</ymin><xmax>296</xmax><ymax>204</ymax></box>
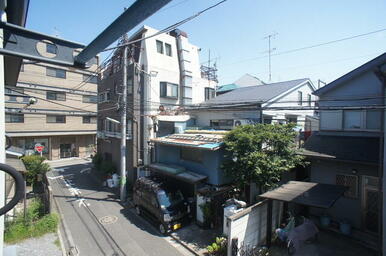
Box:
<box><xmin>99</xmin><ymin>215</ymin><xmax>118</xmax><ymax>225</ymax></box>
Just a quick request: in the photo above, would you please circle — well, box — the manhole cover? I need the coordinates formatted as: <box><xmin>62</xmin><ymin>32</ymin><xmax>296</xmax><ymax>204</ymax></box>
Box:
<box><xmin>99</xmin><ymin>215</ymin><xmax>118</xmax><ymax>225</ymax></box>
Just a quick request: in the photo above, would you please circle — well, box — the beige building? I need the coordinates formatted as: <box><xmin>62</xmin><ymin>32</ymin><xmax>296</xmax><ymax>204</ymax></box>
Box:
<box><xmin>5</xmin><ymin>43</ymin><xmax>98</xmax><ymax>160</ymax></box>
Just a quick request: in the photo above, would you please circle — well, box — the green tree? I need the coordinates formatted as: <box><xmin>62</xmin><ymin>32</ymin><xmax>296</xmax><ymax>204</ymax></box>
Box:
<box><xmin>21</xmin><ymin>155</ymin><xmax>51</xmax><ymax>185</ymax></box>
<box><xmin>222</xmin><ymin>124</ymin><xmax>306</xmax><ymax>193</ymax></box>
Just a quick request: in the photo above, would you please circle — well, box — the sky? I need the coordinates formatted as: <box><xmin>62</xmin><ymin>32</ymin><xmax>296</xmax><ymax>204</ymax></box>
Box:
<box><xmin>26</xmin><ymin>0</ymin><xmax>386</xmax><ymax>86</ymax></box>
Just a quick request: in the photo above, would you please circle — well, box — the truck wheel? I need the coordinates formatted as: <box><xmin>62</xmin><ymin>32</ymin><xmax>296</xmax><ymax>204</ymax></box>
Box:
<box><xmin>135</xmin><ymin>206</ymin><xmax>141</xmax><ymax>216</ymax></box>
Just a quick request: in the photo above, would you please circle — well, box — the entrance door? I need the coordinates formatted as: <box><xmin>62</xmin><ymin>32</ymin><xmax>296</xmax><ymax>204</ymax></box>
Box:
<box><xmin>363</xmin><ymin>176</ymin><xmax>379</xmax><ymax>233</ymax></box>
<box><xmin>60</xmin><ymin>144</ymin><xmax>72</xmax><ymax>158</ymax></box>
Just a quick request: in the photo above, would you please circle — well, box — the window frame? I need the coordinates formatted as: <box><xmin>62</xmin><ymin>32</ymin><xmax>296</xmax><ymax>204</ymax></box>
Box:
<box><xmin>298</xmin><ymin>91</ymin><xmax>303</xmax><ymax>105</ymax></box>
<box><xmin>156</xmin><ymin>40</ymin><xmax>164</xmax><ymax>54</ymax></box>
<box><xmin>82</xmin><ymin>95</ymin><xmax>98</xmax><ymax>103</ymax></box>
<box><xmin>82</xmin><ymin>116</ymin><xmax>97</xmax><ymax>124</ymax></box>
<box><xmin>83</xmin><ymin>74</ymin><xmax>98</xmax><ymax>84</ymax></box>
<box><xmin>5</xmin><ymin>113</ymin><xmax>24</xmax><ymax>123</ymax></box>
<box><xmin>46</xmin><ymin>115</ymin><xmax>66</xmax><ymax>123</ymax></box>
<box><xmin>165</xmin><ymin>43</ymin><xmax>172</xmax><ymax>56</ymax></box>
<box><xmin>205</xmin><ymin>87</ymin><xmax>215</xmax><ymax>101</ymax></box>
<box><xmin>46</xmin><ymin>91</ymin><xmax>66</xmax><ymax>101</ymax></box>
<box><xmin>46</xmin><ymin>67</ymin><xmax>66</xmax><ymax>79</ymax></box>
<box><xmin>46</xmin><ymin>43</ymin><xmax>57</xmax><ymax>54</ymax></box>
<box><xmin>160</xmin><ymin>82</ymin><xmax>178</xmax><ymax>98</ymax></box>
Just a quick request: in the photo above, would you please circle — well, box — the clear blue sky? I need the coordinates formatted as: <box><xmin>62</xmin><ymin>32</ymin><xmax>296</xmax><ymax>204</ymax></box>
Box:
<box><xmin>26</xmin><ymin>0</ymin><xmax>386</xmax><ymax>86</ymax></box>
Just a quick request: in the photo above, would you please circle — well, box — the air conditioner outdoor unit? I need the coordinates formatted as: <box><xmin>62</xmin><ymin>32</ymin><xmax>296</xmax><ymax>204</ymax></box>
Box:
<box><xmin>233</xmin><ymin>119</ymin><xmax>252</xmax><ymax>127</ymax></box>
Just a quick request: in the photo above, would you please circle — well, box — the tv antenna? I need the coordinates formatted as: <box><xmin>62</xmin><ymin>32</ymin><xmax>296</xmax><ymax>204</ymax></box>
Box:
<box><xmin>263</xmin><ymin>32</ymin><xmax>278</xmax><ymax>81</ymax></box>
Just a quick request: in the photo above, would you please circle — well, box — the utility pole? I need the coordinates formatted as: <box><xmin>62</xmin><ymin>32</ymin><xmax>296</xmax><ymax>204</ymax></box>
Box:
<box><xmin>120</xmin><ymin>44</ymin><xmax>128</xmax><ymax>202</ymax></box>
<box><xmin>263</xmin><ymin>33</ymin><xmax>277</xmax><ymax>82</ymax></box>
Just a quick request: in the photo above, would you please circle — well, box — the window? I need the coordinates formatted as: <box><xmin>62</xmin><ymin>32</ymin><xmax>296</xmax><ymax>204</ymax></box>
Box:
<box><xmin>298</xmin><ymin>91</ymin><xmax>302</xmax><ymax>105</ymax></box>
<box><xmin>307</xmin><ymin>94</ymin><xmax>311</xmax><ymax>106</ymax></box>
<box><xmin>180</xmin><ymin>148</ymin><xmax>203</xmax><ymax>163</ymax></box>
<box><xmin>83</xmin><ymin>74</ymin><xmax>98</xmax><ymax>84</ymax></box>
<box><xmin>366</xmin><ymin>110</ymin><xmax>381</xmax><ymax>130</ymax></box>
<box><xmin>46</xmin><ymin>43</ymin><xmax>57</xmax><ymax>54</ymax></box>
<box><xmin>83</xmin><ymin>116</ymin><xmax>97</xmax><ymax>124</ymax></box>
<box><xmin>98</xmin><ymin>91</ymin><xmax>111</xmax><ymax>103</ymax></box>
<box><xmin>156</xmin><ymin>40</ymin><xmax>164</xmax><ymax>54</ymax></box>
<box><xmin>47</xmin><ymin>115</ymin><xmax>66</xmax><ymax>123</ymax></box>
<box><xmin>210</xmin><ymin>119</ymin><xmax>234</xmax><ymax>129</ymax></box>
<box><xmin>46</xmin><ymin>91</ymin><xmax>66</xmax><ymax>101</ymax></box>
<box><xmin>7</xmin><ymin>95</ymin><xmax>17</xmax><ymax>102</ymax></box>
<box><xmin>320</xmin><ymin>110</ymin><xmax>342</xmax><ymax>130</ymax></box>
<box><xmin>165</xmin><ymin>43</ymin><xmax>172</xmax><ymax>56</ymax></box>
<box><xmin>184</xmin><ymin>86</ymin><xmax>192</xmax><ymax>98</ymax></box>
<box><xmin>5</xmin><ymin>113</ymin><xmax>24</xmax><ymax>123</ymax></box>
<box><xmin>336</xmin><ymin>174</ymin><xmax>358</xmax><ymax>198</ymax></box>
<box><xmin>344</xmin><ymin>110</ymin><xmax>362</xmax><ymax>129</ymax></box>
<box><xmin>286</xmin><ymin>116</ymin><xmax>297</xmax><ymax>124</ymax></box>
<box><xmin>205</xmin><ymin>87</ymin><xmax>215</xmax><ymax>101</ymax></box>
<box><xmin>46</xmin><ymin>67</ymin><xmax>66</xmax><ymax>79</ymax></box>
<box><xmin>160</xmin><ymin>82</ymin><xmax>178</xmax><ymax>98</ymax></box>
<box><xmin>82</xmin><ymin>95</ymin><xmax>98</xmax><ymax>103</ymax></box>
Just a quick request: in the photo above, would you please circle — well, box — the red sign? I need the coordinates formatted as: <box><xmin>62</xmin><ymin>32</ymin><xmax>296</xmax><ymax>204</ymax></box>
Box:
<box><xmin>35</xmin><ymin>143</ymin><xmax>44</xmax><ymax>153</ymax></box>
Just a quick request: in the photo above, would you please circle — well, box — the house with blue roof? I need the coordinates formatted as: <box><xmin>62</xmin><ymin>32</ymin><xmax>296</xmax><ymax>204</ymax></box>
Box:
<box><xmin>301</xmin><ymin>53</ymin><xmax>386</xmax><ymax>251</ymax></box>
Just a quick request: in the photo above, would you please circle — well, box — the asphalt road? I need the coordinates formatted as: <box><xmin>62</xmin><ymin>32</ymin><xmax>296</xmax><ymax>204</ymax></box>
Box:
<box><xmin>47</xmin><ymin>158</ymin><xmax>191</xmax><ymax>256</ymax></box>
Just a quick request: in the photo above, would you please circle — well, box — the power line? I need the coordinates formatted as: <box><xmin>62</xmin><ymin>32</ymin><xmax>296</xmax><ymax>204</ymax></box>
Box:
<box><xmin>102</xmin><ymin>0</ymin><xmax>228</xmax><ymax>52</ymax></box>
<box><xmin>224</xmin><ymin>27</ymin><xmax>386</xmax><ymax>66</ymax></box>
<box><xmin>7</xmin><ymin>88</ymin><xmax>96</xmax><ymax>114</ymax></box>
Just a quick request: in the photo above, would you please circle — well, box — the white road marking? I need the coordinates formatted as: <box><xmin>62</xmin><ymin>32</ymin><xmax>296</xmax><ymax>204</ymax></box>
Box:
<box><xmin>80</xmin><ymin>168</ymin><xmax>91</xmax><ymax>174</ymax></box>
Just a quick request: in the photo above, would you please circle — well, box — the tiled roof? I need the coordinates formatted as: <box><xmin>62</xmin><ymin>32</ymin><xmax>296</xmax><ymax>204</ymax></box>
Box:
<box><xmin>202</xmin><ymin>78</ymin><xmax>309</xmax><ymax>106</ymax></box>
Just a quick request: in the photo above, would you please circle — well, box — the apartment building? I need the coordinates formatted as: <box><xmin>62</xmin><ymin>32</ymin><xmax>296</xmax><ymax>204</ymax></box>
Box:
<box><xmin>5</xmin><ymin>42</ymin><xmax>98</xmax><ymax>160</ymax></box>
<box><xmin>97</xmin><ymin>26</ymin><xmax>217</xmax><ymax>183</ymax></box>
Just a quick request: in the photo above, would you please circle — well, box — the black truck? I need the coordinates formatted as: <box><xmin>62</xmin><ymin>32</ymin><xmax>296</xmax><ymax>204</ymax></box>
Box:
<box><xmin>133</xmin><ymin>176</ymin><xmax>191</xmax><ymax>234</ymax></box>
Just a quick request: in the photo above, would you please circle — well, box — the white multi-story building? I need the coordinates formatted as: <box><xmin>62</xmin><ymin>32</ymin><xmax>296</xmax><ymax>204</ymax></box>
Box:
<box><xmin>97</xmin><ymin>26</ymin><xmax>217</xmax><ymax>182</ymax></box>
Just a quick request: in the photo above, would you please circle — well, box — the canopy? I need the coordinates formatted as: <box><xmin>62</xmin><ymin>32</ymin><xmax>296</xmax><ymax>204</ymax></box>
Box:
<box><xmin>259</xmin><ymin>181</ymin><xmax>346</xmax><ymax>209</ymax></box>
<box><xmin>149</xmin><ymin>163</ymin><xmax>207</xmax><ymax>184</ymax></box>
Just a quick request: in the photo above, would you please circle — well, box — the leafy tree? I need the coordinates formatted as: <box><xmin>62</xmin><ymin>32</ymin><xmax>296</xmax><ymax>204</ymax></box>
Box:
<box><xmin>222</xmin><ymin>124</ymin><xmax>306</xmax><ymax>193</ymax></box>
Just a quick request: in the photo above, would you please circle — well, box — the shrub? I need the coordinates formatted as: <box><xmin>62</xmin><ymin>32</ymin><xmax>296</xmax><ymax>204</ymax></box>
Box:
<box><xmin>92</xmin><ymin>153</ymin><xmax>103</xmax><ymax>170</ymax></box>
<box><xmin>206</xmin><ymin>237</ymin><xmax>227</xmax><ymax>255</ymax></box>
<box><xmin>21</xmin><ymin>155</ymin><xmax>50</xmax><ymax>185</ymax></box>
<box><xmin>4</xmin><ymin>199</ymin><xmax>58</xmax><ymax>244</ymax></box>
<box><xmin>100</xmin><ymin>160</ymin><xmax>117</xmax><ymax>175</ymax></box>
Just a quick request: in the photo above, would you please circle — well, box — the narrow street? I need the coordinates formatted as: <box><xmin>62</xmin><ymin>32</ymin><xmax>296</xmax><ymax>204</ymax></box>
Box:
<box><xmin>47</xmin><ymin>158</ymin><xmax>192</xmax><ymax>256</ymax></box>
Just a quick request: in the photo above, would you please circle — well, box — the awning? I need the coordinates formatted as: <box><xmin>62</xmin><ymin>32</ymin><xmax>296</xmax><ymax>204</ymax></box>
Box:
<box><xmin>149</xmin><ymin>163</ymin><xmax>207</xmax><ymax>184</ymax></box>
<box><xmin>6</xmin><ymin>157</ymin><xmax>27</xmax><ymax>173</ymax></box>
<box><xmin>259</xmin><ymin>181</ymin><xmax>346</xmax><ymax>209</ymax></box>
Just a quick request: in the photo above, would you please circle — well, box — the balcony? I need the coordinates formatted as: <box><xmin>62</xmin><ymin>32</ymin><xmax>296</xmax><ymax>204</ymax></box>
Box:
<box><xmin>97</xmin><ymin>131</ymin><xmax>131</xmax><ymax>140</ymax></box>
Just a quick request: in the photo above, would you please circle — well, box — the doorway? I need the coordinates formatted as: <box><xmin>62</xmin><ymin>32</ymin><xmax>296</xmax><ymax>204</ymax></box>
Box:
<box><xmin>60</xmin><ymin>143</ymin><xmax>77</xmax><ymax>158</ymax></box>
<box><xmin>362</xmin><ymin>176</ymin><xmax>379</xmax><ymax>233</ymax></box>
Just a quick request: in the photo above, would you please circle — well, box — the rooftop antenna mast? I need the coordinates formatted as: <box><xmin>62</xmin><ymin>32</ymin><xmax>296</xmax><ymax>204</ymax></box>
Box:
<box><xmin>263</xmin><ymin>32</ymin><xmax>277</xmax><ymax>81</ymax></box>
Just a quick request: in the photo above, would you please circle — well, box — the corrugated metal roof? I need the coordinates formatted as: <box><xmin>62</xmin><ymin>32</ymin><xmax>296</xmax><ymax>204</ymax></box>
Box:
<box><xmin>151</xmin><ymin>132</ymin><xmax>226</xmax><ymax>150</ymax></box>
<box><xmin>259</xmin><ymin>181</ymin><xmax>346</xmax><ymax>209</ymax></box>
<box><xmin>202</xmin><ymin>78</ymin><xmax>309</xmax><ymax>106</ymax></box>
<box><xmin>216</xmin><ymin>83</ymin><xmax>238</xmax><ymax>92</ymax></box>
<box><xmin>300</xmin><ymin>133</ymin><xmax>380</xmax><ymax>164</ymax></box>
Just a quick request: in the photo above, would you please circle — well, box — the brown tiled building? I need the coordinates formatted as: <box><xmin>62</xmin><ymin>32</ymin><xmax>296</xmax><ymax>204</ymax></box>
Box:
<box><xmin>5</xmin><ymin>42</ymin><xmax>98</xmax><ymax>160</ymax></box>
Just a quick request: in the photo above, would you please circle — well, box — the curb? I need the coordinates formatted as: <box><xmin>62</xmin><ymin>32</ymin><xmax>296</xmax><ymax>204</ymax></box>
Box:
<box><xmin>169</xmin><ymin>233</ymin><xmax>201</xmax><ymax>256</ymax></box>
